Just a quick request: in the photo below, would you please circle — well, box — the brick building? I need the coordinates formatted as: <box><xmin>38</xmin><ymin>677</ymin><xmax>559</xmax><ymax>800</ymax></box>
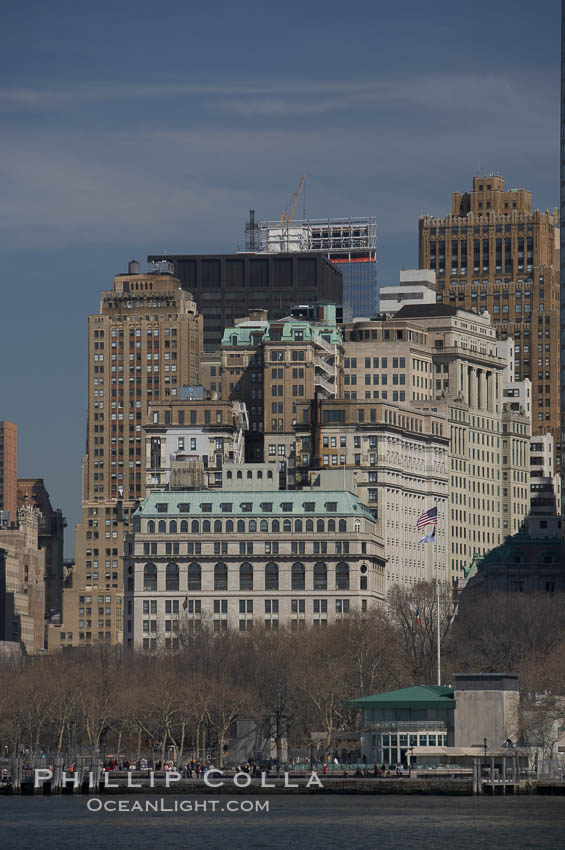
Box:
<box><xmin>419</xmin><ymin>174</ymin><xmax>559</xmax><ymax>467</ymax></box>
<box><xmin>48</xmin><ymin>262</ymin><xmax>203</xmax><ymax>650</ymax></box>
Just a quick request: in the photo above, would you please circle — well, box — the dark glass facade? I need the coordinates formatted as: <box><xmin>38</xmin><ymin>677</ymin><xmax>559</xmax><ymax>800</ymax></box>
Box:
<box><xmin>333</xmin><ymin>259</ymin><xmax>378</xmax><ymax>319</ymax></box>
<box><xmin>147</xmin><ymin>253</ymin><xmax>343</xmax><ymax>350</ymax></box>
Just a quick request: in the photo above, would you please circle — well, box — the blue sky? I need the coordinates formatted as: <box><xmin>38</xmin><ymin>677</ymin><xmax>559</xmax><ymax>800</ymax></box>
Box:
<box><xmin>1</xmin><ymin>0</ymin><xmax>561</xmax><ymax>551</ymax></box>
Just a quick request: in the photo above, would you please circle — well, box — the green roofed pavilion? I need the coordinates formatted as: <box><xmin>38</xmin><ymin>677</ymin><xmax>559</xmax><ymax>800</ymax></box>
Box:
<box><xmin>349</xmin><ymin>685</ymin><xmax>455</xmax><ymax>711</ymax></box>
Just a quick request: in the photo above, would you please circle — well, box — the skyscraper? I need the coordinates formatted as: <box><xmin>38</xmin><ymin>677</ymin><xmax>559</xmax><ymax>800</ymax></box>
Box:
<box><xmin>419</xmin><ymin>174</ymin><xmax>560</xmax><ymax>468</ymax></box>
<box><xmin>146</xmin><ymin>253</ymin><xmax>343</xmax><ymax>350</ymax></box>
<box><xmin>48</xmin><ymin>262</ymin><xmax>202</xmax><ymax>649</ymax></box>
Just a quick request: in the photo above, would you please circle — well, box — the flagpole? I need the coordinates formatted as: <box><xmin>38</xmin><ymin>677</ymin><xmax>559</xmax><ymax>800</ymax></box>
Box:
<box><xmin>436</xmin><ymin>519</ymin><xmax>441</xmax><ymax>687</ymax></box>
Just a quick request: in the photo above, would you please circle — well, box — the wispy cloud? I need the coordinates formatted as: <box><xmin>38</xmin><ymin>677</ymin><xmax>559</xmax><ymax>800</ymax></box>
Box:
<box><xmin>0</xmin><ymin>71</ymin><xmax>555</xmax><ymax>119</ymax></box>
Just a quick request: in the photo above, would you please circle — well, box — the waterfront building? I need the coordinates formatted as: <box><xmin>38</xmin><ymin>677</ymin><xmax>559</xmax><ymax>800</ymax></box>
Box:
<box><xmin>146</xmin><ymin>253</ymin><xmax>343</xmax><ymax>350</ymax></box>
<box><xmin>351</xmin><ymin>674</ymin><xmax>521</xmax><ymax>767</ymax></box>
<box><xmin>48</xmin><ymin>262</ymin><xmax>202</xmax><ymax>650</ymax></box>
<box><xmin>419</xmin><ymin>174</ymin><xmax>560</xmax><ymax>468</ymax></box>
<box><xmin>124</xmin><ymin>488</ymin><xmax>385</xmax><ymax>648</ymax></box>
<box><xmin>350</xmin><ymin>685</ymin><xmax>455</xmax><ymax>765</ymax></box>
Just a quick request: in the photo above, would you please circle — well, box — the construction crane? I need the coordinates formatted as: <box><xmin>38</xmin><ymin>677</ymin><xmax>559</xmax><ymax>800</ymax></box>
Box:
<box><xmin>280</xmin><ymin>175</ymin><xmax>306</xmax><ymax>225</ymax></box>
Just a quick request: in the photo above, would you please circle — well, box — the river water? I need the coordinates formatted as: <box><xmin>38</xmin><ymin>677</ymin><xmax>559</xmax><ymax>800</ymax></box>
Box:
<box><xmin>1</xmin><ymin>794</ymin><xmax>564</xmax><ymax>849</ymax></box>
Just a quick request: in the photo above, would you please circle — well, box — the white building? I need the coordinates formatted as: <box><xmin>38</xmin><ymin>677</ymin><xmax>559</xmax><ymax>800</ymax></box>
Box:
<box><xmin>379</xmin><ymin>269</ymin><xmax>437</xmax><ymax>316</ymax></box>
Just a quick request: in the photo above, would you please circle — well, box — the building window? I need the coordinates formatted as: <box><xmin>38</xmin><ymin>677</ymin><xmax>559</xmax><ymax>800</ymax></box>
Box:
<box><xmin>143</xmin><ymin>563</ymin><xmax>157</xmax><ymax>591</ymax></box>
<box><xmin>240</xmin><ymin>562</ymin><xmax>253</xmax><ymax>590</ymax></box>
<box><xmin>214</xmin><ymin>562</ymin><xmax>228</xmax><ymax>590</ymax></box>
<box><xmin>188</xmin><ymin>562</ymin><xmax>201</xmax><ymax>591</ymax></box>
<box><xmin>291</xmin><ymin>562</ymin><xmax>305</xmax><ymax>590</ymax></box>
<box><xmin>336</xmin><ymin>562</ymin><xmax>349</xmax><ymax>590</ymax></box>
<box><xmin>265</xmin><ymin>562</ymin><xmax>279</xmax><ymax>590</ymax></box>
<box><xmin>165</xmin><ymin>563</ymin><xmax>179</xmax><ymax>591</ymax></box>
<box><xmin>314</xmin><ymin>562</ymin><xmax>327</xmax><ymax>590</ymax></box>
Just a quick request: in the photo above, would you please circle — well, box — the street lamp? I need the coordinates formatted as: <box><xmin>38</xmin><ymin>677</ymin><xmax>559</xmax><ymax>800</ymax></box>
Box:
<box><xmin>483</xmin><ymin>737</ymin><xmax>488</xmax><ymax>778</ymax></box>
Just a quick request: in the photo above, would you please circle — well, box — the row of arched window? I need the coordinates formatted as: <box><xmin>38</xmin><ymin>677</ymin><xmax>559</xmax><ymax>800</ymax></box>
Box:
<box><xmin>146</xmin><ymin>518</ymin><xmax>349</xmax><ymax>534</ymax></box>
<box><xmin>142</xmin><ymin>561</ymin><xmax>350</xmax><ymax>592</ymax></box>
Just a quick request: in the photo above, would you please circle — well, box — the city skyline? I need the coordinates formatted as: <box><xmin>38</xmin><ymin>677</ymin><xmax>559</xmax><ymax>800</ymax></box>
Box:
<box><xmin>1</xmin><ymin>0</ymin><xmax>561</xmax><ymax>545</ymax></box>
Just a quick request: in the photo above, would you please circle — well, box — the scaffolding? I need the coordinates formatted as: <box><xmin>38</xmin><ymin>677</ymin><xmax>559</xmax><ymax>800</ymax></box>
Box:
<box><xmin>245</xmin><ymin>215</ymin><xmax>377</xmax><ymax>257</ymax></box>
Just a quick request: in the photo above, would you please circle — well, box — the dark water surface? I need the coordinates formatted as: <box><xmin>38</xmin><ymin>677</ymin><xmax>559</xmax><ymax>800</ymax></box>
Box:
<box><xmin>1</xmin><ymin>794</ymin><xmax>564</xmax><ymax>849</ymax></box>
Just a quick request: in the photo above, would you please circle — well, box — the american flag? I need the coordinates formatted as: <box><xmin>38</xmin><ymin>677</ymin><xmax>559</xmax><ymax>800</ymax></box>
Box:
<box><xmin>417</xmin><ymin>506</ymin><xmax>438</xmax><ymax>530</ymax></box>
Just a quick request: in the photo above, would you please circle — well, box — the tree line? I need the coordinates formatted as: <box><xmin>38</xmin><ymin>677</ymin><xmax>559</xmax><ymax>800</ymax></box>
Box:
<box><xmin>1</xmin><ymin>584</ymin><xmax>564</xmax><ymax>766</ymax></box>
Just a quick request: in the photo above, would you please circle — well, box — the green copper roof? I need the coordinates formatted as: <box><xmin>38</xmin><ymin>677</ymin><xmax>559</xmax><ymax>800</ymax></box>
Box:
<box><xmin>349</xmin><ymin>685</ymin><xmax>455</xmax><ymax>710</ymax></box>
<box><xmin>135</xmin><ymin>489</ymin><xmax>375</xmax><ymax>520</ymax></box>
<box><xmin>221</xmin><ymin>319</ymin><xmax>342</xmax><ymax>347</ymax></box>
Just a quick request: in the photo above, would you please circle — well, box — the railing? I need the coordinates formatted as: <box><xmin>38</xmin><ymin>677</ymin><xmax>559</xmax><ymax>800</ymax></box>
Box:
<box><xmin>367</xmin><ymin>721</ymin><xmax>447</xmax><ymax>731</ymax></box>
<box><xmin>314</xmin><ymin>356</ymin><xmax>334</xmax><ymax>375</ymax></box>
<box><xmin>314</xmin><ymin>374</ymin><xmax>337</xmax><ymax>396</ymax></box>
<box><xmin>313</xmin><ymin>335</ymin><xmax>335</xmax><ymax>356</ymax></box>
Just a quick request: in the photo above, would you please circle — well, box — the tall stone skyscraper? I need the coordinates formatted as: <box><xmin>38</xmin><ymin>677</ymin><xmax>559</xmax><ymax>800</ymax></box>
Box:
<box><xmin>419</xmin><ymin>175</ymin><xmax>560</xmax><ymax>469</ymax></box>
<box><xmin>48</xmin><ymin>262</ymin><xmax>202</xmax><ymax>649</ymax></box>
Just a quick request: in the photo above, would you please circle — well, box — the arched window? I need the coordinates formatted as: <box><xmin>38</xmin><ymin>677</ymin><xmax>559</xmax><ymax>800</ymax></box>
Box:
<box><xmin>260</xmin><ymin>519</ymin><xmax>268</xmax><ymax>532</ymax></box>
<box><xmin>214</xmin><ymin>562</ymin><xmax>228</xmax><ymax>590</ymax></box>
<box><xmin>295</xmin><ymin>519</ymin><xmax>303</xmax><ymax>532</ymax></box>
<box><xmin>147</xmin><ymin>520</ymin><xmax>155</xmax><ymax>533</ymax></box>
<box><xmin>214</xmin><ymin>520</ymin><xmax>222</xmax><ymax>533</ymax></box>
<box><xmin>203</xmin><ymin>519</ymin><xmax>210</xmax><ymax>533</ymax></box>
<box><xmin>249</xmin><ymin>519</ymin><xmax>257</xmax><ymax>532</ymax></box>
<box><xmin>336</xmin><ymin>562</ymin><xmax>349</xmax><ymax>590</ymax></box>
<box><xmin>328</xmin><ymin>519</ymin><xmax>335</xmax><ymax>532</ymax></box>
<box><xmin>237</xmin><ymin>470</ymin><xmax>242</xmax><ymax>479</ymax></box>
<box><xmin>191</xmin><ymin>520</ymin><xmax>199</xmax><ymax>534</ymax></box>
<box><xmin>314</xmin><ymin>562</ymin><xmax>327</xmax><ymax>590</ymax></box>
<box><xmin>188</xmin><ymin>562</ymin><xmax>201</xmax><ymax>591</ymax></box>
<box><xmin>283</xmin><ymin>519</ymin><xmax>291</xmax><ymax>532</ymax></box>
<box><xmin>169</xmin><ymin>520</ymin><xmax>177</xmax><ymax>534</ymax></box>
<box><xmin>144</xmin><ymin>563</ymin><xmax>157</xmax><ymax>591</ymax></box>
<box><xmin>338</xmin><ymin>519</ymin><xmax>347</xmax><ymax>533</ymax></box>
<box><xmin>265</xmin><ymin>562</ymin><xmax>279</xmax><ymax>591</ymax></box>
<box><xmin>306</xmin><ymin>519</ymin><xmax>313</xmax><ymax>532</ymax></box>
<box><xmin>226</xmin><ymin>520</ymin><xmax>234</xmax><ymax>532</ymax></box>
<box><xmin>237</xmin><ymin>520</ymin><xmax>245</xmax><ymax>533</ymax></box>
<box><xmin>292</xmin><ymin>562</ymin><xmax>305</xmax><ymax>590</ymax></box>
<box><xmin>158</xmin><ymin>520</ymin><xmax>166</xmax><ymax>533</ymax></box>
<box><xmin>166</xmin><ymin>563</ymin><xmax>179</xmax><ymax>591</ymax></box>
<box><xmin>354</xmin><ymin>520</ymin><xmax>361</xmax><ymax>533</ymax></box>
<box><xmin>180</xmin><ymin>520</ymin><xmax>188</xmax><ymax>533</ymax></box>
<box><xmin>317</xmin><ymin>519</ymin><xmax>324</xmax><ymax>532</ymax></box>
<box><xmin>272</xmin><ymin>519</ymin><xmax>280</xmax><ymax>533</ymax></box>
<box><xmin>240</xmin><ymin>562</ymin><xmax>253</xmax><ymax>591</ymax></box>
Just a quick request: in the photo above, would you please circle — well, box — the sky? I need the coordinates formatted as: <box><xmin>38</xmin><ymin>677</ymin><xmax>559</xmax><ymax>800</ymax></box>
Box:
<box><xmin>1</xmin><ymin>0</ymin><xmax>561</xmax><ymax>553</ymax></box>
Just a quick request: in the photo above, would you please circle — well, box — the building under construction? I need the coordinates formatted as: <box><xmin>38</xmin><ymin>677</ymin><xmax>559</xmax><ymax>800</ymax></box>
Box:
<box><xmin>245</xmin><ymin>213</ymin><xmax>377</xmax><ymax>319</ymax></box>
